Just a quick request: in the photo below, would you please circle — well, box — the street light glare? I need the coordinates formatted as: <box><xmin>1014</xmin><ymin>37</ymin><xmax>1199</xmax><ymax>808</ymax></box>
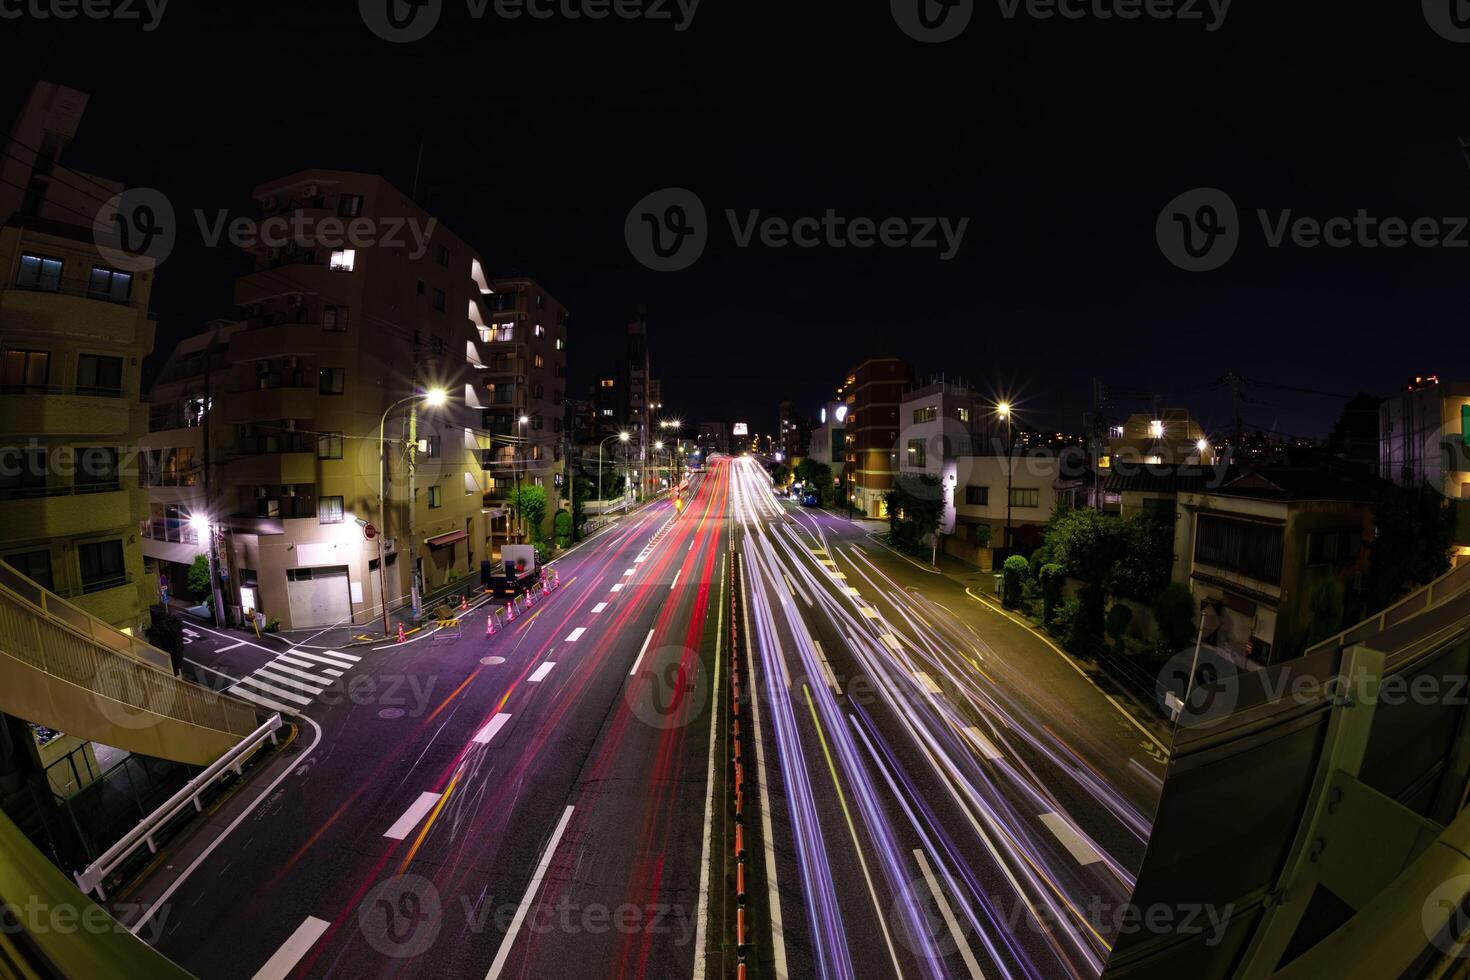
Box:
<box><xmin>424</xmin><ymin>387</ymin><xmax>448</xmax><ymax>407</ymax></box>
<box><xmin>998</xmin><ymin>402</ymin><xmax>1011</xmax><ymax>418</ymax></box>
<box><xmin>1197</xmin><ymin>438</ymin><xmax>1210</xmax><ymax>452</ymax></box>
<box><xmin>188</xmin><ymin>513</ymin><xmax>209</xmax><ymax>534</ymax></box>
<box><xmin>618</xmin><ymin>431</ymin><xmax>630</xmax><ymax>442</ymax></box>
<box><xmin>655</xmin><ymin>441</ymin><xmax>663</xmax><ymax>450</ymax></box>
<box><xmin>519</xmin><ymin>415</ymin><xmax>530</xmax><ymax>425</ymax></box>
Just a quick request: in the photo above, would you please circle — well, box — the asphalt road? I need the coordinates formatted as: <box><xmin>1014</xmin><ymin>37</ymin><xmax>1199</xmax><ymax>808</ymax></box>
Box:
<box><xmin>133</xmin><ymin>463</ymin><xmax>732</xmax><ymax>979</ymax></box>
<box><xmin>727</xmin><ymin>457</ymin><xmax>1165</xmax><ymax>980</ymax></box>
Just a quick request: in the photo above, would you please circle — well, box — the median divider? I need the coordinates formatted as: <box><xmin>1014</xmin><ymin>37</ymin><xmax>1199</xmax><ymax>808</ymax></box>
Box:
<box><xmin>727</xmin><ymin>550</ymin><xmax>754</xmax><ymax>973</ymax></box>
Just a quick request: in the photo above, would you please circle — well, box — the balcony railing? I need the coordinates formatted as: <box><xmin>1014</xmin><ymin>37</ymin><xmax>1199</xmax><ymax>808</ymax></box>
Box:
<box><xmin>0</xmin><ymin>383</ymin><xmax>123</xmax><ymax>398</ymax></box>
<box><xmin>10</xmin><ymin>277</ymin><xmax>134</xmax><ymax>307</ymax></box>
<box><xmin>0</xmin><ymin>481</ymin><xmax>123</xmax><ymax>502</ymax></box>
<box><xmin>141</xmin><ymin>521</ymin><xmax>200</xmax><ymax>546</ymax></box>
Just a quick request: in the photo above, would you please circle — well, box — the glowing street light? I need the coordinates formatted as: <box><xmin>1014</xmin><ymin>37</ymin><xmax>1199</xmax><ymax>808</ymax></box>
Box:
<box><xmin>377</xmin><ymin>387</ymin><xmax>449</xmax><ymax>631</ymax></box>
<box><xmin>188</xmin><ymin>512</ymin><xmax>226</xmax><ymax>627</ymax></box>
<box><xmin>424</xmin><ymin>387</ymin><xmax>448</xmax><ymax>408</ymax></box>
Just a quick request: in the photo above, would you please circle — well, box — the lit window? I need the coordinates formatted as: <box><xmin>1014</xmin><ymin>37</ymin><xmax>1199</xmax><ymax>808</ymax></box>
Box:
<box><xmin>428</xmin><ymin>486</ymin><xmax>442</xmax><ymax>508</ymax></box>
<box><xmin>601</xmin><ymin>379</ymin><xmax>615</xmax><ymax>388</ymax></box>
<box><xmin>329</xmin><ymin>249</ymin><xmax>356</xmax><ymax>272</ymax></box>
<box><xmin>318</xmin><ymin>496</ymin><xmax>345</xmax><ymax>524</ymax></box>
<box><xmin>555</xmin><ymin>338</ymin><xmax>565</xmax><ymax>351</ymax></box>
<box><xmin>534</xmin><ymin>324</ymin><xmax>545</xmax><ymax>337</ymax></box>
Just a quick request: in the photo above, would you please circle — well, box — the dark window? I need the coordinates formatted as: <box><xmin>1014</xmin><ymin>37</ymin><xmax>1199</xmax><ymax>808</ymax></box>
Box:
<box><xmin>965</xmin><ymin>485</ymin><xmax>989</xmax><ymax>506</ymax></box>
<box><xmin>1195</xmin><ymin>515</ymin><xmax>1284</xmax><ymax>586</ymax></box>
<box><xmin>78</xmin><ymin>540</ymin><xmax>126</xmax><ymax>593</ymax></box>
<box><xmin>318</xmin><ymin>495</ymin><xmax>344</xmax><ymax>524</ymax></box>
<box><xmin>0</xmin><ymin>448</ymin><xmax>47</xmax><ymax>499</ymax></box>
<box><xmin>337</xmin><ymin>194</ymin><xmax>363</xmax><ymax>217</ymax></box>
<box><xmin>323</xmin><ymin>305</ymin><xmax>348</xmax><ymax>332</ymax></box>
<box><xmin>74</xmin><ymin>447</ymin><xmax>120</xmax><ymax>492</ymax></box>
<box><xmin>87</xmin><ymin>266</ymin><xmax>133</xmax><ymax>304</ymax></box>
<box><xmin>432</xmin><ymin>288</ymin><xmax>446</xmax><ymax>312</ymax></box>
<box><xmin>77</xmin><ymin>354</ymin><xmax>123</xmax><ymax>396</ymax></box>
<box><xmin>420</xmin><ymin>435</ymin><xmax>441</xmax><ymax>458</ymax></box>
<box><xmin>16</xmin><ymin>253</ymin><xmax>63</xmax><ymax>292</ymax></box>
<box><xmin>317</xmin><ymin>432</ymin><xmax>343</xmax><ymax>459</ymax></box>
<box><xmin>436</xmin><ymin>245</ymin><xmax>450</xmax><ymax>267</ymax></box>
<box><xmin>907</xmin><ymin>439</ymin><xmax>926</xmax><ymax>467</ymax></box>
<box><xmin>2</xmin><ymin>349</ymin><xmax>49</xmax><ymax>390</ymax></box>
<box><xmin>428</xmin><ymin>485</ymin><xmax>442</xmax><ymax>508</ymax></box>
<box><xmin>1010</xmin><ymin>488</ymin><xmax>1040</xmax><ymax>508</ymax></box>
<box><xmin>1141</xmin><ymin>498</ymin><xmax>1176</xmax><ymax>522</ymax></box>
<box><xmin>319</xmin><ymin>368</ymin><xmax>345</xmax><ymax>395</ymax></box>
<box><xmin>3</xmin><ymin>549</ymin><xmax>53</xmax><ymax>590</ymax></box>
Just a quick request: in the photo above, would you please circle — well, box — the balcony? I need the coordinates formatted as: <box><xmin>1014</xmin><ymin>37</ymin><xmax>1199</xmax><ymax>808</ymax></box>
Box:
<box><xmin>0</xmin><ymin>385</ymin><xmax>137</xmax><ymax>438</ymax></box>
<box><xmin>224</xmin><ymin>451</ymin><xmax>316</xmax><ymax>486</ymax></box>
<box><xmin>228</xmin><ymin>319</ymin><xmax>353</xmax><ymax>361</ymax></box>
<box><xmin>1</xmin><ymin>279</ymin><xmax>141</xmax><ymax>345</ymax></box>
<box><xmin>0</xmin><ymin>484</ymin><xmax>134</xmax><ymax>538</ymax></box>
<box><xmin>223</xmin><ymin>385</ymin><xmax>318</xmax><ymax>424</ymax></box>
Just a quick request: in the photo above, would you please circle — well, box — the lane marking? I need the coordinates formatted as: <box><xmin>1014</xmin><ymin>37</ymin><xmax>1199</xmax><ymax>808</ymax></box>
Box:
<box><xmin>292</xmin><ymin>646</ymin><xmax>359</xmax><ymax>663</ymax></box>
<box><xmin>610</xmin><ymin>583</ymin><xmax>624</xmax><ymax>592</ymax></box>
<box><xmin>692</xmin><ymin>559</ymin><xmax>726</xmax><ymax>980</ymax></box>
<box><xmin>565</xmin><ymin>627</ymin><xmax>586</xmax><ymax>642</ymax></box>
<box><xmin>844</xmin><ymin>587</ymin><xmax>861</xmax><ymax>597</ymax></box>
<box><xmin>263</xmin><ymin>662</ymin><xmax>334</xmax><ymax>684</ymax></box>
<box><xmin>634</xmin><ymin>555</ymin><xmax>648</xmax><ymax>563</ymax></box>
<box><xmin>287</xmin><ymin>650</ymin><xmax>359</xmax><ymax>668</ymax></box>
<box><xmin>913</xmin><ymin>849</ymin><xmax>985</xmax><ymax>979</ymax></box>
<box><xmin>276</xmin><ymin>655</ymin><xmax>319</xmax><ymax>670</ymax></box>
<box><xmin>253</xmin><ymin>670</ymin><xmax>324</xmax><ymax>694</ymax></box>
<box><xmin>963</xmin><ymin>726</ymin><xmax>1003</xmax><ymax>760</ymax></box>
<box><xmin>252</xmin><ymin>916</ymin><xmax>330</xmax><ymax>980</ymax></box>
<box><xmin>227</xmin><ymin>686</ymin><xmax>297</xmax><ymax>715</ymax></box>
<box><xmin>474</xmin><ymin>712</ymin><xmax>513</xmax><ymax>745</ymax></box>
<box><xmin>592</xmin><ymin>602</ymin><xmax>608</xmax><ymax>613</ymax></box>
<box><xmin>624</xmin><ymin>568</ymin><xmax>635</xmax><ymax>576</ymax></box>
<box><xmin>859</xmin><ymin>607</ymin><xmax>880</xmax><ymax>619</ymax></box>
<box><xmin>218</xmin><ymin>640</ymin><xmax>246</xmax><ymax>652</ymax></box>
<box><xmin>528</xmin><ymin>662</ymin><xmax>556</xmax><ymax>683</ymax></box>
<box><xmin>323</xmin><ymin>668</ymin><xmax>344</xmax><ymax>678</ymax></box>
<box><xmin>880</xmin><ymin>633</ymin><xmax>903</xmax><ymax>651</ymax></box>
<box><xmin>237</xmin><ymin>677</ymin><xmax>312</xmax><ymax>705</ymax></box>
<box><xmin>1038</xmin><ymin>812</ymin><xmax>1104</xmax><ymax>866</ymax></box>
<box><xmin>812</xmin><ymin>640</ymin><xmax>841</xmax><ymax>695</ymax></box>
<box><xmin>484</xmin><ymin>805</ymin><xmax>576</xmax><ymax>980</ymax></box>
<box><xmin>914</xmin><ymin>671</ymin><xmax>942</xmax><ymax>695</ymax></box>
<box><xmin>670</xmin><ymin>569</ymin><xmax>682</xmax><ymax>589</ymax></box>
<box><xmin>629</xmin><ymin>629</ymin><xmax>656</xmax><ymax>676</ymax></box>
<box><xmin>384</xmin><ymin>791</ymin><xmax>443</xmax><ymax>840</ymax></box>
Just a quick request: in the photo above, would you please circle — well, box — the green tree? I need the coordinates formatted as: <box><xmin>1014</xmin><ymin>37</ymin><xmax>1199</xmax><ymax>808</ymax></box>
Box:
<box><xmin>1002</xmin><ymin>555</ymin><xmax>1028</xmax><ymax>607</ymax></box>
<box><xmin>571</xmin><ymin>476</ymin><xmax>594</xmax><ymax>541</ymax></box>
<box><xmin>1152</xmin><ymin>582</ymin><xmax>1196</xmax><ymax>652</ymax></box>
<box><xmin>1111</xmin><ymin>513</ymin><xmax>1175</xmax><ymax>602</ymax></box>
<box><xmin>554</xmin><ymin>510</ymin><xmax>573</xmax><ymax>549</ymax></box>
<box><xmin>795</xmin><ymin>459</ymin><xmax>831</xmax><ymax>492</ymax></box>
<box><xmin>1364</xmin><ymin>484</ymin><xmax>1458</xmax><ymax>614</ymax></box>
<box><xmin>1043</xmin><ymin>508</ymin><xmax>1125</xmax><ymax>653</ymax></box>
<box><xmin>508</xmin><ymin>484</ymin><xmax>549</xmax><ymax>543</ymax></box>
<box><xmin>1106</xmin><ymin>603</ymin><xmax>1133</xmax><ymax>653</ymax></box>
<box><xmin>186</xmin><ymin>554</ymin><xmax>211</xmax><ymax>601</ymax></box>
<box><xmin>771</xmin><ymin>463</ymin><xmax>790</xmax><ymax>487</ymax></box>
<box><xmin>1306</xmin><ymin>578</ymin><xmax>1345</xmax><ymax>648</ymax></box>
<box><xmin>884</xmin><ymin>475</ymin><xmax>944</xmax><ymax>556</ymax></box>
<box><xmin>1039</xmin><ymin>563</ymin><xmax>1064</xmax><ymax>627</ymax></box>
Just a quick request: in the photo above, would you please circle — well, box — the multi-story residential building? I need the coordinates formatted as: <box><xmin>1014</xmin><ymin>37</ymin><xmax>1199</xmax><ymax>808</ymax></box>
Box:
<box><xmin>0</xmin><ymin>82</ymin><xmax>155</xmax><ymax>634</ymax></box>
<box><xmin>1172</xmin><ymin>465</ymin><xmax>1380</xmax><ymax>664</ymax></box>
<box><xmin>1379</xmin><ymin>375</ymin><xmax>1470</xmax><ymax>557</ymax></box>
<box><xmin>478</xmin><ymin>276</ymin><xmax>569</xmax><ymax>539</ymax></box>
<box><xmin>777</xmin><ymin>400</ymin><xmax>812</xmax><ymax>460</ymax></box>
<box><xmin>625</xmin><ymin>316</ymin><xmax>652</xmax><ymax>493</ymax></box>
<box><xmin>696</xmin><ymin>421</ymin><xmax>727</xmax><ymax>456</ymax></box>
<box><xmin>1099</xmin><ymin>408</ymin><xmax>1214</xmax><ymax>470</ymax></box>
<box><xmin>140</xmin><ymin>320</ymin><xmax>243</xmax><ymax>599</ymax></box>
<box><xmin>807</xmin><ymin>401</ymin><xmax>847</xmax><ymax>475</ymax></box>
<box><xmin>839</xmin><ymin>357</ymin><xmax>918</xmax><ymax>518</ymax></box>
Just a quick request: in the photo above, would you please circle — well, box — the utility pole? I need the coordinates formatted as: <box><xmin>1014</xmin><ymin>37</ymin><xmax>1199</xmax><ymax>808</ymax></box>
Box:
<box><xmin>200</xmin><ymin>325</ymin><xmax>227</xmax><ymax>628</ymax></box>
<box><xmin>1224</xmin><ymin>371</ymin><xmax>1245</xmax><ymax>459</ymax></box>
<box><xmin>406</xmin><ymin>406</ymin><xmax>421</xmax><ymax>619</ymax></box>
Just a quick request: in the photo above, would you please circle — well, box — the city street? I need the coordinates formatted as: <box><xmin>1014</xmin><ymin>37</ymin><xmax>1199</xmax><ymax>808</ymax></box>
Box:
<box><xmin>123</xmin><ymin>465</ymin><xmax>731</xmax><ymax>979</ymax></box>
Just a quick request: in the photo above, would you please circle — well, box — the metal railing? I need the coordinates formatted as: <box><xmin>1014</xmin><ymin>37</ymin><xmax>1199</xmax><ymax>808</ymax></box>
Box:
<box><xmin>0</xmin><ymin>564</ymin><xmax>259</xmax><ymax>735</ymax></box>
<box><xmin>73</xmin><ymin>713</ymin><xmax>282</xmax><ymax>901</ymax></box>
<box><xmin>0</xmin><ymin>481</ymin><xmax>124</xmax><ymax>501</ymax></box>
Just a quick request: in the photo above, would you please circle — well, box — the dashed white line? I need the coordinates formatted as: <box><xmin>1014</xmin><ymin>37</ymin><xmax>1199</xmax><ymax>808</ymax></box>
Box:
<box><xmin>592</xmin><ymin>602</ymin><xmax>608</xmax><ymax>613</ymax></box>
<box><xmin>913</xmin><ymin>849</ymin><xmax>985</xmax><ymax>978</ymax></box>
<box><xmin>963</xmin><ymin>726</ymin><xmax>1003</xmax><ymax>760</ymax></box>
<box><xmin>252</xmin><ymin>916</ymin><xmax>330</xmax><ymax>980</ymax></box>
<box><xmin>629</xmin><ymin>629</ymin><xmax>656</xmax><ymax>676</ymax></box>
<box><xmin>624</xmin><ymin>568</ymin><xmax>636</xmax><ymax>576</ymax></box>
<box><xmin>484</xmin><ymin>806</ymin><xmax>576</xmax><ymax>980</ymax></box>
<box><xmin>670</xmin><ymin>569</ymin><xmax>682</xmax><ymax>590</ymax></box>
<box><xmin>914</xmin><ymin>671</ymin><xmax>942</xmax><ymax>695</ymax></box>
<box><xmin>474</xmin><ymin>712</ymin><xmax>513</xmax><ymax>745</ymax></box>
<box><xmin>1038</xmin><ymin>812</ymin><xmax>1104</xmax><ymax>866</ymax></box>
<box><xmin>384</xmin><ymin>791</ymin><xmax>442</xmax><ymax>840</ymax></box>
<box><xmin>610</xmin><ymin>583</ymin><xmax>624</xmax><ymax>592</ymax></box>
<box><xmin>565</xmin><ymin>627</ymin><xmax>586</xmax><ymax>642</ymax></box>
<box><xmin>529</xmin><ymin>662</ymin><xmax>556</xmax><ymax>683</ymax></box>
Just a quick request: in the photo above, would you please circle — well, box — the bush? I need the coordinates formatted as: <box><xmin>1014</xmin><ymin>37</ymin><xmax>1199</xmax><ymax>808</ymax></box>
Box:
<box><xmin>1106</xmin><ymin>603</ymin><xmax>1133</xmax><ymax>653</ymax></box>
<box><xmin>1306</xmin><ymin>578</ymin><xmax>1345</xmax><ymax>648</ymax></box>
<box><xmin>554</xmin><ymin>510</ymin><xmax>573</xmax><ymax>549</ymax></box>
<box><xmin>186</xmin><ymin>554</ymin><xmax>212</xmax><ymax>600</ymax></box>
<box><xmin>1002</xmin><ymin>555</ymin><xmax>1028</xmax><ymax>607</ymax></box>
<box><xmin>1152</xmin><ymin>582</ymin><xmax>1196</xmax><ymax>652</ymax></box>
<box><xmin>1050</xmin><ymin>596</ymin><xmax>1080</xmax><ymax>641</ymax></box>
<box><xmin>1039</xmin><ymin>563</ymin><xmax>1064</xmax><ymax>626</ymax></box>
<box><xmin>1070</xmin><ymin>583</ymin><xmax>1107</xmax><ymax>655</ymax></box>
<box><xmin>533</xmin><ymin>541</ymin><xmax>549</xmax><ymax>566</ymax></box>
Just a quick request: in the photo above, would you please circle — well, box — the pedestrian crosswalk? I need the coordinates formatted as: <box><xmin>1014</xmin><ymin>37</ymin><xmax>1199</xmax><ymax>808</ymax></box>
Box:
<box><xmin>226</xmin><ymin>647</ymin><xmax>362</xmax><ymax>715</ymax></box>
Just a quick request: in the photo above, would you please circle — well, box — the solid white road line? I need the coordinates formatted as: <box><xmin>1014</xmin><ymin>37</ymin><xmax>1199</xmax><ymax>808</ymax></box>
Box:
<box><xmin>253</xmin><ymin>670</ymin><xmax>324</xmax><ymax>695</ymax></box>
<box><xmin>264</xmin><ymin>662</ymin><xmax>334</xmax><ymax>684</ymax></box>
<box><xmin>384</xmin><ymin>791</ymin><xmax>442</xmax><ymax>840</ymax></box>
<box><xmin>474</xmin><ymin>712</ymin><xmax>513</xmax><ymax>745</ymax></box>
<box><xmin>691</xmin><ymin>559</ymin><xmax>726</xmax><ymax>980</ymax></box>
<box><xmin>592</xmin><ymin>602</ymin><xmax>608</xmax><ymax>613</ymax></box>
<box><xmin>252</xmin><ymin>916</ymin><xmax>331</xmax><ymax>980</ymax></box>
<box><xmin>670</xmin><ymin>569</ymin><xmax>682</xmax><ymax>590</ymax></box>
<box><xmin>629</xmin><ymin>629</ymin><xmax>656</xmax><ymax>676</ymax></box>
<box><xmin>1038</xmin><ymin>812</ymin><xmax>1104</xmax><ymax>866</ymax></box>
<box><xmin>218</xmin><ymin>640</ymin><xmax>246</xmax><ymax>652</ymax></box>
<box><xmin>565</xmin><ymin>627</ymin><xmax>586</xmax><ymax>642</ymax></box>
<box><xmin>276</xmin><ymin>654</ymin><xmax>319</xmax><ymax>670</ymax></box>
<box><xmin>528</xmin><ymin>662</ymin><xmax>556</xmax><ymax>683</ymax></box>
<box><xmin>484</xmin><ymin>805</ymin><xmax>576</xmax><ymax>980</ymax></box>
<box><xmin>913</xmin><ymin>849</ymin><xmax>985</xmax><ymax>979</ymax></box>
<box><xmin>288</xmin><ymin>650</ymin><xmax>358</xmax><ymax>668</ymax></box>
<box><xmin>963</xmin><ymin>726</ymin><xmax>1004</xmax><ymax>760</ymax></box>
<box><xmin>227</xmin><ymin>686</ymin><xmax>298</xmax><ymax>715</ymax></box>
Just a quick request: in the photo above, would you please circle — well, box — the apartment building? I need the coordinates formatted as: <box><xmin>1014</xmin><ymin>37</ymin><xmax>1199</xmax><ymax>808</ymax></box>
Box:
<box><xmin>777</xmin><ymin>400</ymin><xmax>811</xmax><ymax>460</ymax></box>
<box><xmin>626</xmin><ymin>316</ymin><xmax>652</xmax><ymax>493</ymax></box>
<box><xmin>1099</xmin><ymin>408</ymin><xmax>1214</xmax><ymax>469</ymax></box>
<box><xmin>839</xmin><ymin>357</ymin><xmax>919</xmax><ymax>518</ymax></box>
<box><xmin>1379</xmin><ymin>374</ymin><xmax>1470</xmax><ymax>556</ymax></box>
<box><xmin>0</xmin><ymin>83</ymin><xmax>155</xmax><ymax>633</ymax></box>
<box><xmin>477</xmin><ymin>276</ymin><xmax>569</xmax><ymax>540</ymax></box>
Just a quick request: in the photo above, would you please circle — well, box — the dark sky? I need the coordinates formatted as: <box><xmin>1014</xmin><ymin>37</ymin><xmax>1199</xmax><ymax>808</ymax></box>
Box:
<box><xmin>3</xmin><ymin>1</ymin><xmax>1467</xmax><ymax>440</ymax></box>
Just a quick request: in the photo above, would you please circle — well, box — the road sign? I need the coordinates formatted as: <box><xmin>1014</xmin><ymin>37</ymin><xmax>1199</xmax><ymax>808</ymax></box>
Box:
<box><xmin>364</xmin><ymin>522</ymin><xmax>378</xmax><ymax>540</ymax></box>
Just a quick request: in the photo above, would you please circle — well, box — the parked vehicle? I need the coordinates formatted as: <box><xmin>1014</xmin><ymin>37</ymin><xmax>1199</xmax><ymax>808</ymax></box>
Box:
<box><xmin>800</xmin><ymin>493</ymin><xmax>821</xmax><ymax>507</ymax></box>
<box><xmin>484</xmin><ymin>544</ymin><xmax>541</xmax><ymax>597</ymax></box>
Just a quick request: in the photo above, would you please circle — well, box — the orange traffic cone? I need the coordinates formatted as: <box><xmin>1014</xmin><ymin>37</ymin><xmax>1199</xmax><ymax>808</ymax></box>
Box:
<box><xmin>396</xmin><ymin>624</ymin><xmax>406</xmax><ymax>644</ymax></box>
<box><xmin>459</xmin><ymin>594</ymin><xmax>469</xmax><ymax>612</ymax></box>
<box><xmin>505</xmin><ymin>601</ymin><xmax>515</xmax><ymax>623</ymax></box>
<box><xmin>486</xmin><ymin>613</ymin><xmax>496</xmax><ymax>637</ymax></box>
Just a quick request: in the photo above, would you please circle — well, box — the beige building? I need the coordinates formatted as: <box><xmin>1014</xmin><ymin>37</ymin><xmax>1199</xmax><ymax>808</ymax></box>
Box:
<box><xmin>0</xmin><ymin>83</ymin><xmax>155</xmax><ymax>634</ymax></box>
<box><xmin>1379</xmin><ymin>375</ymin><xmax>1470</xmax><ymax>559</ymax></box>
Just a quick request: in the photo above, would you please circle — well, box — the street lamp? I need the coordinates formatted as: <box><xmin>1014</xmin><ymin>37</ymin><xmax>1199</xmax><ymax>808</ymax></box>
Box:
<box><xmin>378</xmin><ymin>387</ymin><xmax>447</xmax><ymax>633</ymax></box>
<box><xmin>188</xmin><ymin>512</ymin><xmax>227</xmax><ymax>628</ymax></box>
<box><xmin>598</xmin><ymin>431</ymin><xmax>630</xmax><ymax>515</ymax></box>
<box><xmin>998</xmin><ymin>402</ymin><xmax>1015</xmax><ymax>553</ymax></box>
<box><xmin>515</xmin><ymin>414</ymin><xmax>530</xmax><ymax>541</ymax></box>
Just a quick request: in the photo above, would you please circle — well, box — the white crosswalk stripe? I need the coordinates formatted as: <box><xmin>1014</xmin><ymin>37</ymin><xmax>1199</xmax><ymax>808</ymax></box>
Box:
<box><xmin>225</xmin><ymin>647</ymin><xmax>360</xmax><ymax>716</ymax></box>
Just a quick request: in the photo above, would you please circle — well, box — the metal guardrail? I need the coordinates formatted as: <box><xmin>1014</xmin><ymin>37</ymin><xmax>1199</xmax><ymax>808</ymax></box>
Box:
<box><xmin>73</xmin><ymin>714</ymin><xmax>283</xmax><ymax>901</ymax></box>
<box><xmin>0</xmin><ymin>565</ymin><xmax>259</xmax><ymax>737</ymax></box>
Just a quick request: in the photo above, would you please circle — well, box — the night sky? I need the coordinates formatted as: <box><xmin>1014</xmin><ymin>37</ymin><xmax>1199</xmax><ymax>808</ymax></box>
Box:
<box><xmin>3</xmin><ymin>1</ymin><xmax>1467</xmax><ymax>440</ymax></box>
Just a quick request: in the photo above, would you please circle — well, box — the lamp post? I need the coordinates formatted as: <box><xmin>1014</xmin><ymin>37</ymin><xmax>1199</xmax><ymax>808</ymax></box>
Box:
<box><xmin>597</xmin><ymin>431</ymin><xmax>630</xmax><ymax>515</ymax></box>
<box><xmin>998</xmin><ymin>402</ymin><xmax>1015</xmax><ymax>553</ymax></box>
<box><xmin>515</xmin><ymin>414</ymin><xmax>529</xmax><ymax>541</ymax></box>
<box><xmin>187</xmin><ymin>513</ymin><xmax>227</xmax><ymax>628</ymax></box>
<box><xmin>378</xmin><ymin>387</ymin><xmax>446</xmax><ymax>634</ymax></box>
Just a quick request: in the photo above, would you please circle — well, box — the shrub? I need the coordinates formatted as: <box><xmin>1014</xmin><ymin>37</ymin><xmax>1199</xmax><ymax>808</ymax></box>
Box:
<box><xmin>1039</xmin><ymin>563</ymin><xmax>1065</xmax><ymax>626</ymax></box>
<box><xmin>1002</xmin><ymin>555</ymin><xmax>1028</xmax><ymax>607</ymax></box>
<box><xmin>1050</xmin><ymin>596</ymin><xmax>1080</xmax><ymax>641</ymax></box>
<box><xmin>1152</xmin><ymin>582</ymin><xmax>1196</xmax><ymax>652</ymax></box>
<box><xmin>1106</xmin><ymin>603</ymin><xmax>1133</xmax><ymax>653</ymax></box>
<box><xmin>186</xmin><ymin>554</ymin><xmax>212</xmax><ymax>600</ymax></box>
<box><xmin>1070</xmin><ymin>583</ymin><xmax>1107</xmax><ymax>655</ymax></box>
<box><xmin>554</xmin><ymin>510</ymin><xmax>573</xmax><ymax>549</ymax></box>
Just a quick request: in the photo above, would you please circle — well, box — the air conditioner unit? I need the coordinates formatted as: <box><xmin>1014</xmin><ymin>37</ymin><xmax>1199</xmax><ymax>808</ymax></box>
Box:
<box><xmin>306</xmin><ymin>184</ymin><xmax>319</xmax><ymax>198</ymax></box>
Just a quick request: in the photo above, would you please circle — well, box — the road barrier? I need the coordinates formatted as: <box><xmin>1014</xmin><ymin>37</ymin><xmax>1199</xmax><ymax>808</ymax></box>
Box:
<box><xmin>727</xmin><ymin>550</ymin><xmax>755</xmax><ymax>973</ymax></box>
